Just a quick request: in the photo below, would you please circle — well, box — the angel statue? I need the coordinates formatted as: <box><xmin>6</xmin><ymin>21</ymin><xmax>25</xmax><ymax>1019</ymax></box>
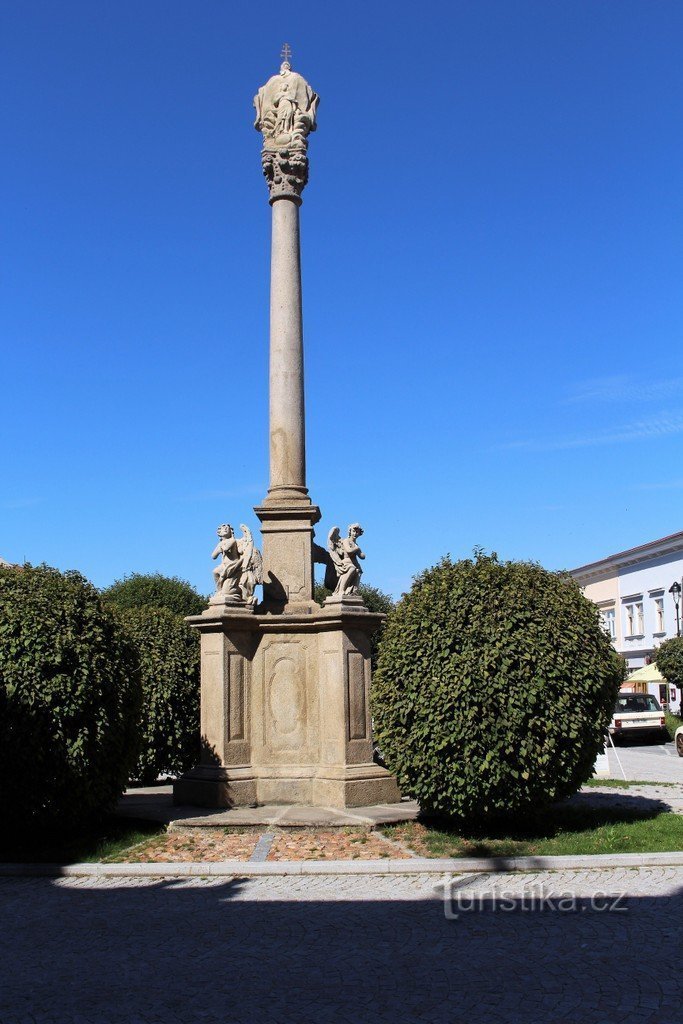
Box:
<box><xmin>211</xmin><ymin>524</ymin><xmax>243</xmax><ymax>602</ymax></box>
<box><xmin>327</xmin><ymin>523</ymin><xmax>365</xmax><ymax>598</ymax></box>
<box><xmin>237</xmin><ymin>524</ymin><xmax>263</xmax><ymax>606</ymax></box>
<box><xmin>211</xmin><ymin>524</ymin><xmax>263</xmax><ymax>606</ymax></box>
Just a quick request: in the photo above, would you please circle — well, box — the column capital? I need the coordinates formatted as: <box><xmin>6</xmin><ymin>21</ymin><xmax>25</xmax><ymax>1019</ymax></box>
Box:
<box><xmin>253</xmin><ymin>61</ymin><xmax>319</xmax><ymax>202</ymax></box>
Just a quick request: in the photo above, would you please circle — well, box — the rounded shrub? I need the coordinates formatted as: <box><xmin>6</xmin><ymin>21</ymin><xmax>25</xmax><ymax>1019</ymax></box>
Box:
<box><xmin>371</xmin><ymin>553</ymin><xmax>623</xmax><ymax>822</ymax></box>
<box><xmin>116</xmin><ymin>607</ymin><xmax>200</xmax><ymax>785</ymax></box>
<box><xmin>102</xmin><ymin>572</ymin><xmax>206</xmax><ymax>617</ymax></box>
<box><xmin>0</xmin><ymin>564</ymin><xmax>141</xmax><ymax>830</ymax></box>
<box><xmin>654</xmin><ymin>637</ymin><xmax>683</xmax><ymax>692</ymax></box>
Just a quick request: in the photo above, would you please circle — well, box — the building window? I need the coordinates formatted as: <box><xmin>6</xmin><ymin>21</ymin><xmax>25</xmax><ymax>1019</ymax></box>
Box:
<box><xmin>624</xmin><ymin>601</ymin><xmax>644</xmax><ymax>637</ymax></box>
<box><xmin>655</xmin><ymin>596</ymin><xmax>665</xmax><ymax>633</ymax></box>
<box><xmin>601</xmin><ymin>608</ymin><xmax>616</xmax><ymax>639</ymax></box>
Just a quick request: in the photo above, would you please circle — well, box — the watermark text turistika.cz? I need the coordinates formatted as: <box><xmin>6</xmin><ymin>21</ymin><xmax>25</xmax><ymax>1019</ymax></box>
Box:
<box><xmin>442</xmin><ymin>878</ymin><xmax>628</xmax><ymax>919</ymax></box>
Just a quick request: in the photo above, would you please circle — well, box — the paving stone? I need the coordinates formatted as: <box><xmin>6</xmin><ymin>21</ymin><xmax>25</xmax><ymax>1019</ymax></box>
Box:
<box><xmin>0</xmin><ymin>867</ymin><xmax>680</xmax><ymax>1022</ymax></box>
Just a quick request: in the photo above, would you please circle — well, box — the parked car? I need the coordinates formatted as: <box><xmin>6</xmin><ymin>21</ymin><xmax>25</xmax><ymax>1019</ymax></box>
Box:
<box><xmin>675</xmin><ymin>725</ymin><xmax>683</xmax><ymax>757</ymax></box>
<box><xmin>609</xmin><ymin>692</ymin><xmax>668</xmax><ymax>743</ymax></box>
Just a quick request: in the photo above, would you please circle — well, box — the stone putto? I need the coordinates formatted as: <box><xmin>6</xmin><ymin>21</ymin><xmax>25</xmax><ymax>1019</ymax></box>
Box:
<box><xmin>237</xmin><ymin>525</ymin><xmax>263</xmax><ymax>605</ymax></box>
<box><xmin>211</xmin><ymin>524</ymin><xmax>263</xmax><ymax>606</ymax></box>
<box><xmin>327</xmin><ymin>524</ymin><xmax>366</xmax><ymax>597</ymax></box>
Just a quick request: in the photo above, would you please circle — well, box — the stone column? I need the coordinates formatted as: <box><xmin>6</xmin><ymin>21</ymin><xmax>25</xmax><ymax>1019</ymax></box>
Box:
<box><xmin>253</xmin><ymin>60</ymin><xmax>321</xmax><ymax>610</ymax></box>
<box><xmin>268</xmin><ymin>196</ymin><xmax>307</xmax><ymax>502</ymax></box>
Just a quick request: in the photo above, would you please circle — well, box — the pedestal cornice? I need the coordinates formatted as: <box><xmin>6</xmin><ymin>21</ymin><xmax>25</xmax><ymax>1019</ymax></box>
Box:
<box><xmin>187</xmin><ymin>606</ymin><xmax>385</xmax><ymax>635</ymax></box>
<box><xmin>254</xmin><ymin>501</ymin><xmax>321</xmax><ymax>525</ymax></box>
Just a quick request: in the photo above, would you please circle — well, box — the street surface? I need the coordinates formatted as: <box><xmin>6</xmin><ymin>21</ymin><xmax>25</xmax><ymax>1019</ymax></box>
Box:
<box><xmin>607</xmin><ymin>739</ymin><xmax>683</xmax><ymax>784</ymax></box>
<box><xmin>1</xmin><ymin>866</ymin><xmax>681</xmax><ymax>1024</ymax></box>
<box><xmin>2</xmin><ymin>740</ymin><xmax>681</xmax><ymax>1023</ymax></box>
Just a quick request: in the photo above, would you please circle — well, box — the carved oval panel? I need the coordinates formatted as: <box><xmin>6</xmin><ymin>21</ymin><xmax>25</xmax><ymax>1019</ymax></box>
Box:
<box><xmin>268</xmin><ymin>656</ymin><xmax>303</xmax><ymax>737</ymax></box>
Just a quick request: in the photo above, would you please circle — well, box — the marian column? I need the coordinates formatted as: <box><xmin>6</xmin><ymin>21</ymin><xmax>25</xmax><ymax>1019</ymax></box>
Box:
<box><xmin>173</xmin><ymin>54</ymin><xmax>401</xmax><ymax>810</ymax></box>
<box><xmin>253</xmin><ymin>58</ymin><xmax>321</xmax><ymax>612</ymax></box>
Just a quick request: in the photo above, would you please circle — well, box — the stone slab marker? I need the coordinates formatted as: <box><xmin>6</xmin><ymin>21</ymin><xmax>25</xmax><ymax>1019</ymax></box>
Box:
<box><xmin>174</xmin><ymin>51</ymin><xmax>400</xmax><ymax>809</ymax></box>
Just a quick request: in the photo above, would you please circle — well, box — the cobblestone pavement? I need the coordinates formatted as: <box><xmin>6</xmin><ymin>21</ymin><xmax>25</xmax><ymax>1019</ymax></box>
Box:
<box><xmin>1</xmin><ymin>868</ymin><xmax>681</xmax><ymax>1023</ymax></box>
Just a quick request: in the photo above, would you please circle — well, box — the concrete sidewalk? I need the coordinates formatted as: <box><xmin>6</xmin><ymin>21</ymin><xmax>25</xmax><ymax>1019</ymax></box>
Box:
<box><xmin>3</xmin><ymin>849</ymin><xmax>683</xmax><ymax>877</ymax></box>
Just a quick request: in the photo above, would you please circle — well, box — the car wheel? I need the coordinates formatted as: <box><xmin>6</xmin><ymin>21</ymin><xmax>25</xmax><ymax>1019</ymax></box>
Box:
<box><xmin>676</xmin><ymin>735</ymin><xmax>683</xmax><ymax>757</ymax></box>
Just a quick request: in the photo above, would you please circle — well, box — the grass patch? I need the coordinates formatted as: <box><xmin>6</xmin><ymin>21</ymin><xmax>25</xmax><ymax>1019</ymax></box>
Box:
<box><xmin>0</xmin><ymin>816</ymin><xmax>165</xmax><ymax>864</ymax></box>
<box><xmin>584</xmin><ymin>778</ymin><xmax>677</xmax><ymax>789</ymax></box>
<box><xmin>384</xmin><ymin>805</ymin><xmax>683</xmax><ymax>859</ymax></box>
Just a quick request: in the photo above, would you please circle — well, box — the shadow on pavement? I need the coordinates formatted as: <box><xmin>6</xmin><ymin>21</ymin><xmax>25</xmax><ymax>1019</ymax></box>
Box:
<box><xmin>0</xmin><ymin>874</ymin><xmax>680</xmax><ymax>1023</ymax></box>
<box><xmin>561</xmin><ymin>791</ymin><xmax>674</xmax><ymax>814</ymax></box>
<box><xmin>611</xmin><ymin>733</ymin><xmax>670</xmax><ymax>746</ymax></box>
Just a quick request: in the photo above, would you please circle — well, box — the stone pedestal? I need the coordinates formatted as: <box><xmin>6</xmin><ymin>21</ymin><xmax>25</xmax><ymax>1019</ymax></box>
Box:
<box><xmin>254</xmin><ymin>500</ymin><xmax>320</xmax><ymax>613</ymax></box>
<box><xmin>174</xmin><ymin>604</ymin><xmax>400</xmax><ymax>809</ymax></box>
<box><xmin>593</xmin><ymin>745</ymin><xmax>610</xmax><ymax>779</ymax></box>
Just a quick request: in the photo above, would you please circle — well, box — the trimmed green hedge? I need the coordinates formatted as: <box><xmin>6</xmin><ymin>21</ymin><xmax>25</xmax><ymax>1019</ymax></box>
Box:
<box><xmin>371</xmin><ymin>553</ymin><xmax>623</xmax><ymax>822</ymax></box>
<box><xmin>102</xmin><ymin>572</ymin><xmax>206</xmax><ymax>617</ymax></box>
<box><xmin>0</xmin><ymin>565</ymin><xmax>141</xmax><ymax>829</ymax></box>
<box><xmin>116</xmin><ymin>607</ymin><xmax>200</xmax><ymax>785</ymax></box>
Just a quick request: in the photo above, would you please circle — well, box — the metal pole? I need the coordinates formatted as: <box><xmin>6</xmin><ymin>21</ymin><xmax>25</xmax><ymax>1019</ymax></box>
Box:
<box><xmin>607</xmin><ymin>731</ymin><xmax>628</xmax><ymax>781</ymax></box>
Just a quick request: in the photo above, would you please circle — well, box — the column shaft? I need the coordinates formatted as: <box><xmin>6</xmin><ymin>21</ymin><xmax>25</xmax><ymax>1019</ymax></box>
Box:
<box><xmin>268</xmin><ymin>197</ymin><xmax>307</xmax><ymax>500</ymax></box>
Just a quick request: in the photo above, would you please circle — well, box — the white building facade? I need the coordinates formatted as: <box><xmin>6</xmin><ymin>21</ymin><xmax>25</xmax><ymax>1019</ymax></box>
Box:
<box><xmin>570</xmin><ymin>532</ymin><xmax>683</xmax><ymax>676</ymax></box>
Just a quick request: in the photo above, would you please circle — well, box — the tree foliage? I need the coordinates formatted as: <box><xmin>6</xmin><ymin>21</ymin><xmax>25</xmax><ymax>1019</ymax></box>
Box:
<box><xmin>655</xmin><ymin>637</ymin><xmax>683</xmax><ymax>691</ymax></box>
<box><xmin>115</xmin><ymin>607</ymin><xmax>200</xmax><ymax>785</ymax></box>
<box><xmin>102</xmin><ymin>572</ymin><xmax>206</xmax><ymax>617</ymax></box>
<box><xmin>371</xmin><ymin>553</ymin><xmax>623</xmax><ymax>822</ymax></box>
<box><xmin>0</xmin><ymin>564</ymin><xmax>141</xmax><ymax>829</ymax></box>
<box><xmin>314</xmin><ymin>582</ymin><xmax>394</xmax><ymax>613</ymax></box>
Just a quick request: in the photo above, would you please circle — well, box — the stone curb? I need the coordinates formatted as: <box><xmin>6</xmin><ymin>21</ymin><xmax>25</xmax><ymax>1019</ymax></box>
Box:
<box><xmin>2</xmin><ymin>851</ymin><xmax>683</xmax><ymax>877</ymax></box>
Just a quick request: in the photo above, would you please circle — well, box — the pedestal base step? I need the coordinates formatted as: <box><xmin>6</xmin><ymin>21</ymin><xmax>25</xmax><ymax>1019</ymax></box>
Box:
<box><xmin>118</xmin><ymin>785</ymin><xmax>418</xmax><ymax>828</ymax></box>
<box><xmin>173</xmin><ymin>763</ymin><xmax>401</xmax><ymax>811</ymax></box>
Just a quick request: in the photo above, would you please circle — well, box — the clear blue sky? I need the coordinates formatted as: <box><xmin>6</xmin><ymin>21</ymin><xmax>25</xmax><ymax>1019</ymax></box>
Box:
<box><xmin>2</xmin><ymin>1</ymin><xmax>682</xmax><ymax>598</ymax></box>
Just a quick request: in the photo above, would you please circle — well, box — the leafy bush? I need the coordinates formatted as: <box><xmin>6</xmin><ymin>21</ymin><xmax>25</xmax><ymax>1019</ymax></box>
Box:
<box><xmin>356</xmin><ymin>584</ymin><xmax>395</xmax><ymax>617</ymax></box>
<box><xmin>665</xmin><ymin>710</ymin><xmax>682</xmax><ymax>741</ymax></box>
<box><xmin>655</xmin><ymin>637</ymin><xmax>683</xmax><ymax>692</ymax></box>
<box><xmin>0</xmin><ymin>564</ymin><xmax>141</xmax><ymax>830</ymax></box>
<box><xmin>371</xmin><ymin>553</ymin><xmax>623</xmax><ymax>822</ymax></box>
<box><xmin>314</xmin><ymin>581</ymin><xmax>394</xmax><ymax>613</ymax></box>
<box><xmin>102</xmin><ymin>572</ymin><xmax>206</xmax><ymax>617</ymax></box>
<box><xmin>116</xmin><ymin>607</ymin><xmax>200</xmax><ymax>785</ymax></box>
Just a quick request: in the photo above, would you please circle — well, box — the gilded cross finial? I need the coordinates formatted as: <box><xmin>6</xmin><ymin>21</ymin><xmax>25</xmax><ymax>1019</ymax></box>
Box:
<box><xmin>280</xmin><ymin>42</ymin><xmax>292</xmax><ymax>63</ymax></box>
